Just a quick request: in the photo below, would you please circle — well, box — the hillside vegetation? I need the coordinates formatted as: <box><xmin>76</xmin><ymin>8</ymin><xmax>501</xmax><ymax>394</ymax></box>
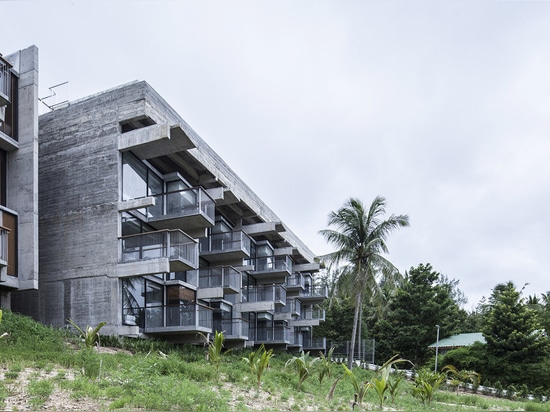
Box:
<box><xmin>0</xmin><ymin>310</ymin><xmax>548</xmax><ymax>411</ymax></box>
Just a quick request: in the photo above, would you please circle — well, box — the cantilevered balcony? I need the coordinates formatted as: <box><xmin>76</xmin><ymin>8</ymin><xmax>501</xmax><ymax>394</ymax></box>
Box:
<box><xmin>145</xmin><ymin>303</ymin><xmax>212</xmax><ymax>334</ymax></box>
<box><xmin>245</xmin><ymin>285</ymin><xmax>286</xmax><ymax>305</ymax></box>
<box><xmin>144</xmin><ymin>188</ymin><xmax>215</xmax><ymax>236</ymax></box>
<box><xmin>274</xmin><ymin>299</ymin><xmax>301</xmax><ymax>321</ymax></box>
<box><xmin>213</xmin><ymin>318</ymin><xmax>249</xmax><ymax>340</ymax></box>
<box><xmin>0</xmin><ymin>58</ymin><xmax>11</xmax><ymax>106</ymax></box>
<box><xmin>119</xmin><ymin>229</ymin><xmax>198</xmax><ymax>272</ymax></box>
<box><xmin>252</xmin><ymin>325</ymin><xmax>291</xmax><ymax>345</ymax></box>
<box><xmin>288</xmin><ymin>330</ymin><xmax>304</xmax><ymax>348</ymax></box>
<box><xmin>299</xmin><ymin>285</ymin><xmax>329</xmax><ymax>304</ymax></box>
<box><xmin>199</xmin><ymin>231</ymin><xmax>252</xmax><ymax>264</ymax></box>
<box><xmin>303</xmin><ymin>336</ymin><xmax>327</xmax><ymax>352</ymax></box>
<box><xmin>292</xmin><ymin>306</ymin><xmax>325</xmax><ymax>327</ymax></box>
<box><xmin>165</xmin><ymin>270</ymin><xmax>199</xmax><ymax>288</ymax></box>
<box><xmin>239</xmin><ymin>285</ymin><xmax>286</xmax><ymax>313</ymax></box>
<box><xmin>195</xmin><ymin>266</ymin><xmax>241</xmax><ymax>300</ymax></box>
<box><xmin>247</xmin><ymin>255</ymin><xmax>292</xmax><ymax>283</ymax></box>
<box><xmin>285</xmin><ymin>273</ymin><xmax>306</xmax><ymax>290</ymax></box>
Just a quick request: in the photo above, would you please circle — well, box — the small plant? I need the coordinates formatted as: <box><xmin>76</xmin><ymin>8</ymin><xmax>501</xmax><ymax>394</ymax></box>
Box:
<box><xmin>329</xmin><ymin>354</ymin><xmax>411</xmax><ymax>409</ymax></box>
<box><xmin>199</xmin><ymin>331</ymin><xmax>231</xmax><ymax>378</ymax></box>
<box><xmin>368</xmin><ymin>355</ymin><xmax>412</xmax><ymax>408</ymax></box>
<box><xmin>242</xmin><ymin>344</ymin><xmax>274</xmax><ymax>389</ymax></box>
<box><xmin>412</xmin><ymin>368</ymin><xmax>446</xmax><ymax>405</ymax></box>
<box><xmin>340</xmin><ymin>363</ymin><xmax>369</xmax><ymax>407</ymax></box>
<box><xmin>67</xmin><ymin>319</ymin><xmax>107</xmax><ymax>348</ymax></box>
<box><xmin>4</xmin><ymin>370</ymin><xmax>19</xmax><ymax>380</ymax></box>
<box><xmin>285</xmin><ymin>350</ymin><xmax>320</xmax><ymax>390</ymax></box>
<box><xmin>318</xmin><ymin>346</ymin><xmax>335</xmax><ymax>385</ymax></box>
<box><xmin>28</xmin><ymin>379</ymin><xmax>54</xmax><ymax>409</ymax></box>
<box><xmin>387</xmin><ymin>370</ymin><xmax>405</xmax><ymax>404</ymax></box>
<box><xmin>442</xmin><ymin>365</ymin><xmax>481</xmax><ymax>394</ymax></box>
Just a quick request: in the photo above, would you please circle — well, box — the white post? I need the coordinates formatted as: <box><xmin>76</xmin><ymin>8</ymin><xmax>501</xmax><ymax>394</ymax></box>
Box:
<box><xmin>434</xmin><ymin>324</ymin><xmax>440</xmax><ymax>373</ymax></box>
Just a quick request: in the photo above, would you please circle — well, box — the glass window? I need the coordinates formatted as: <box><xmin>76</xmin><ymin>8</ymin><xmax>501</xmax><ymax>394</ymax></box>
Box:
<box><xmin>122</xmin><ymin>152</ymin><xmax>147</xmax><ymax>201</ymax></box>
<box><xmin>122</xmin><ymin>277</ymin><xmax>145</xmax><ymax>327</ymax></box>
<box><xmin>256</xmin><ymin>242</ymin><xmax>273</xmax><ymax>257</ymax></box>
<box><xmin>166</xmin><ymin>179</ymin><xmax>190</xmax><ymax>192</ymax></box>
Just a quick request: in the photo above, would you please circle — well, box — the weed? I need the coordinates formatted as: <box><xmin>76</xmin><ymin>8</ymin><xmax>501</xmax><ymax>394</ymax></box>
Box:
<box><xmin>28</xmin><ymin>379</ymin><xmax>54</xmax><ymax>408</ymax></box>
<box><xmin>4</xmin><ymin>370</ymin><xmax>19</xmax><ymax>380</ymax></box>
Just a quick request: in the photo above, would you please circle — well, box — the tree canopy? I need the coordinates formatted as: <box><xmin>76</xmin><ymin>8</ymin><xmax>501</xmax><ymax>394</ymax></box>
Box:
<box><xmin>370</xmin><ymin>263</ymin><xmax>467</xmax><ymax>366</ymax></box>
<box><xmin>319</xmin><ymin>196</ymin><xmax>409</xmax><ymax>369</ymax></box>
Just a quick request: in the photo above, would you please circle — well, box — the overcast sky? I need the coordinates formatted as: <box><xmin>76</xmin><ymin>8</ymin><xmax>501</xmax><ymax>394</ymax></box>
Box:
<box><xmin>4</xmin><ymin>0</ymin><xmax>550</xmax><ymax>311</ymax></box>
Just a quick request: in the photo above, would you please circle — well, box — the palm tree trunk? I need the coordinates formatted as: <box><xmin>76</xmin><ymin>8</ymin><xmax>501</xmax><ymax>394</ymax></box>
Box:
<box><xmin>348</xmin><ymin>292</ymin><xmax>361</xmax><ymax>369</ymax></box>
<box><xmin>358</xmin><ymin>305</ymin><xmax>362</xmax><ymax>363</ymax></box>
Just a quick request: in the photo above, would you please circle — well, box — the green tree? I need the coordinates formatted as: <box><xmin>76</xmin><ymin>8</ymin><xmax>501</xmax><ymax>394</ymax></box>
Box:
<box><xmin>319</xmin><ymin>196</ymin><xmax>409</xmax><ymax>369</ymax></box>
<box><xmin>314</xmin><ymin>296</ymin><xmax>355</xmax><ymax>342</ymax></box>
<box><xmin>483</xmin><ymin>282</ymin><xmax>548</xmax><ymax>361</ymax></box>
<box><xmin>482</xmin><ymin>282</ymin><xmax>550</xmax><ymax>389</ymax></box>
<box><xmin>541</xmin><ymin>292</ymin><xmax>550</xmax><ymax>333</ymax></box>
<box><xmin>525</xmin><ymin>291</ymin><xmax>550</xmax><ymax>335</ymax></box>
<box><xmin>372</xmin><ymin>263</ymin><xmax>467</xmax><ymax>366</ymax></box>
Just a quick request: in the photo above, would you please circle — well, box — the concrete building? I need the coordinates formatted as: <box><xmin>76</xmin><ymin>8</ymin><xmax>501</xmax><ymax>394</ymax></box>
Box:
<box><xmin>5</xmin><ymin>46</ymin><xmax>326</xmax><ymax>350</ymax></box>
<box><xmin>0</xmin><ymin>46</ymin><xmax>40</xmax><ymax>309</ymax></box>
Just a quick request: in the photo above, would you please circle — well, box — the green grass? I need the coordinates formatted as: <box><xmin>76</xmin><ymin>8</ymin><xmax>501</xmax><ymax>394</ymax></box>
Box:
<box><xmin>0</xmin><ymin>310</ymin><xmax>549</xmax><ymax>410</ymax></box>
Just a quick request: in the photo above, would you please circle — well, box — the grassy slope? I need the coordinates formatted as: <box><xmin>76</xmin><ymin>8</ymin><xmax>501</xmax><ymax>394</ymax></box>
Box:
<box><xmin>0</xmin><ymin>310</ymin><xmax>548</xmax><ymax>411</ymax></box>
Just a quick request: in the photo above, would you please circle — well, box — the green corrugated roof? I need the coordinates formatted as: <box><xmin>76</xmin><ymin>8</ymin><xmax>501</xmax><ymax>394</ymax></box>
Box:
<box><xmin>428</xmin><ymin>332</ymin><xmax>485</xmax><ymax>349</ymax></box>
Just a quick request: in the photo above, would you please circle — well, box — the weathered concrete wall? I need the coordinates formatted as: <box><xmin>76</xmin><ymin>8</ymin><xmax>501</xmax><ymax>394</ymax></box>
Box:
<box><xmin>36</xmin><ymin>85</ymin><xmax>133</xmax><ymax>328</ymax></box>
<box><xmin>29</xmin><ymin>79</ymin><xmax>319</xmax><ymax>334</ymax></box>
<box><xmin>4</xmin><ymin>46</ymin><xmax>40</xmax><ymax>291</ymax></box>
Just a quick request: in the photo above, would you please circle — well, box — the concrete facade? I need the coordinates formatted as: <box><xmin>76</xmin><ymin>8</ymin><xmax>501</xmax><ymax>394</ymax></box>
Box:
<box><xmin>5</xmin><ymin>46</ymin><xmax>326</xmax><ymax>351</ymax></box>
<box><xmin>0</xmin><ymin>46</ymin><xmax>40</xmax><ymax>310</ymax></box>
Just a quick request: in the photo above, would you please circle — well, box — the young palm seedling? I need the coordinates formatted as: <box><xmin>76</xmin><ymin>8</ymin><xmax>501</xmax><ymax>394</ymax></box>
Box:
<box><xmin>285</xmin><ymin>350</ymin><xmax>320</xmax><ymax>390</ymax></box>
<box><xmin>368</xmin><ymin>354</ymin><xmax>412</xmax><ymax>408</ymax></box>
<box><xmin>199</xmin><ymin>331</ymin><xmax>231</xmax><ymax>380</ymax></box>
<box><xmin>412</xmin><ymin>368</ymin><xmax>446</xmax><ymax>406</ymax></box>
<box><xmin>318</xmin><ymin>346</ymin><xmax>335</xmax><ymax>385</ymax></box>
<box><xmin>67</xmin><ymin>318</ymin><xmax>107</xmax><ymax>348</ymax></box>
<box><xmin>329</xmin><ymin>354</ymin><xmax>412</xmax><ymax>409</ymax></box>
<box><xmin>242</xmin><ymin>344</ymin><xmax>274</xmax><ymax>390</ymax></box>
<box><xmin>67</xmin><ymin>319</ymin><xmax>107</xmax><ymax>379</ymax></box>
<box><xmin>442</xmin><ymin>364</ymin><xmax>481</xmax><ymax>394</ymax></box>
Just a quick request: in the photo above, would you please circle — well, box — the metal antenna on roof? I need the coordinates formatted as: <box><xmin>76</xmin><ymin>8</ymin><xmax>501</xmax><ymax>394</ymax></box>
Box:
<box><xmin>39</xmin><ymin>81</ymin><xmax>69</xmax><ymax>110</ymax></box>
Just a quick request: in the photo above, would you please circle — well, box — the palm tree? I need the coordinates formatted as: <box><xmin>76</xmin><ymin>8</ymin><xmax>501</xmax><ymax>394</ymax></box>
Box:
<box><xmin>319</xmin><ymin>196</ymin><xmax>409</xmax><ymax>369</ymax></box>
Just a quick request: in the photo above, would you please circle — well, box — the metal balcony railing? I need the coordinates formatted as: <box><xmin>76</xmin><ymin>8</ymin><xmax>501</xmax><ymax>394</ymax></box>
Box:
<box><xmin>213</xmin><ymin>318</ymin><xmax>249</xmax><ymax>339</ymax></box>
<box><xmin>286</xmin><ymin>273</ymin><xmax>305</xmax><ymax>288</ymax></box>
<box><xmin>120</xmin><ymin>229</ymin><xmax>198</xmax><ymax>268</ymax></box>
<box><xmin>303</xmin><ymin>336</ymin><xmax>327</xmax><ymax>350</ymax></box>
<box><xmin>301</xmin><ymin>285</ymin><xmax>328</xmax><ymax>299</ymax></box>
<box><xmin>196</xmin><ymin>266</ymin><xmax>240</xmax><ymax>290</ymax></box>
<box><xmin>253</xmin><ymin>325</ymin><xmax>290</xmax><ymax>343</ymax></box>
<box><xmin>301</xmin><ymin>306</ymin><xmax>325</xmax><ymax>321</ymax></box>
<box><xmin>147</xmin><ymin>187</ymin><xmax>215</xmax><ymax>223</ymax></box>
<box><xmin>246</xmin><ymin>255</ymin><xmax>293</xmax><ymax>274</ymax></box>
<box><xmin>242</xmin><ymin>285</ymin><xmax>286</xmax><ymax>304</ymax></box>
<box><xmin>199</xmin><ymin>230</ymin><xmax>252</xmax><ymax>255</ymax></box>
<box><xmin>0</xmin><ymin>59</ymin><xmax>11</xmax><ymax>103</ymax></box>
<box><xmin>290</xmin><ymin>330</ymin><xmax>304</xmax><ymax>347</ymax></box>
<box><xmin>276</xmin><ymin>299</ymin><xmax>301</xmax><ymax>315</ymax></box>
<box><xmin>165</xmin><ymin>270</ymin><xmax>199</xmax><ymax>286</ymax></box>
<box><xmin>145</xmin><ymin>303</ymin><xmax>213</xmax><ymax>330</ymax></box>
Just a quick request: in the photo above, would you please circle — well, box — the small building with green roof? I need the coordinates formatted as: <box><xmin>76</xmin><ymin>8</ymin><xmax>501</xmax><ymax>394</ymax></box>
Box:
<box><xmin>428</xmin><ymin>332</ymin><xmax>485</xmax><ymax>355</ymax></box>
